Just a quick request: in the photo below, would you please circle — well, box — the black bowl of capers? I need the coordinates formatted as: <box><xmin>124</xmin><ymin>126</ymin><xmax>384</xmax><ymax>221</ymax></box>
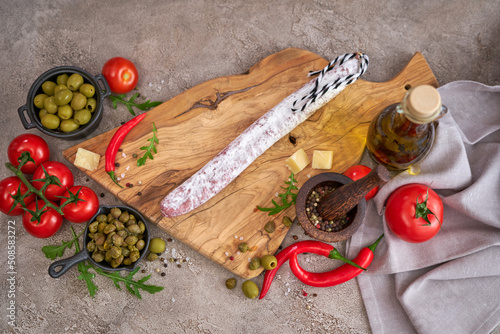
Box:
<box><xmin>18</xmin><ymin>66</ymin><xmax>111</xmax><ymax>140</ymax></box>
<box><xmin>48</xmin><ymin>205</ymin><xmax>150</xmax><ymax>278</ymax></box>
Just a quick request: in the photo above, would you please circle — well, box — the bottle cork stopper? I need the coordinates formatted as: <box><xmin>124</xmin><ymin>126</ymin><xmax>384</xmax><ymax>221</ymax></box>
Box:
<box><xmin>406</xmin><ymin>85</ymin><xmax>442</xmax><ymax>123</ymax></box>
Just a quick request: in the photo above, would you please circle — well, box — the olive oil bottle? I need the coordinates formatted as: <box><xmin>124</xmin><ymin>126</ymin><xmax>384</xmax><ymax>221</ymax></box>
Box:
<box><xmin>366</xmin><ymin>85</ymin><xmax>447</xmax><ymax>170</ymax></box>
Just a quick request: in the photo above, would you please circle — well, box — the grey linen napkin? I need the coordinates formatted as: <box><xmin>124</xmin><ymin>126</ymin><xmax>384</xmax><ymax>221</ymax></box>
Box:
<box><xmin>347</xmin><ymin>81</ymin><xmax>500</xmax><ymax>334</ymax></box>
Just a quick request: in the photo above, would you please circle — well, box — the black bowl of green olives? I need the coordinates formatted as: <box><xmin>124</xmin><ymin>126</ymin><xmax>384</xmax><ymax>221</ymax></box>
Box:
<box><xmin>18</xmin><ymin>66</ymin><xmax>111</xmax><ymax>140</ymax></box>
<box><xmin>48</xmin><ymin>205</ymin><xmax>150</xmax><ymax>278</ymax></box>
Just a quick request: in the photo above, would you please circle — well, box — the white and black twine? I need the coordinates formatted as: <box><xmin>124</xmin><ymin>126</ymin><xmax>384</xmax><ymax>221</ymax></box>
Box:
<box><xmin>291</xmin><ymin>53</ymin><xmax>369</xmax><ymax>112</ymax></box>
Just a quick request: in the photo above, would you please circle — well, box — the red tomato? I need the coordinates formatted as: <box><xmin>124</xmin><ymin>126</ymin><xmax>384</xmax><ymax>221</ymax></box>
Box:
<box><xmin>102</xmin><ymin>57</ymin><xmax>139</xmax><ymax>94</ymax></box>
<box><xmin>22</xmin><ymin>200</ymin><xmax>63</xmax><ymax>238</ymax></box>
<box><xmin>60</xmin><ymin>186</ymin><xmax>99</xmax><ymax>223</ymax></box>
<box><xmin>343</xmin><ymin>165</ymin><xmax>379</xmax><ymax>200</ymax></box>
<box><xmin>385</xmin><ymin>183</ymin><xmax>443</xmax><ymax>243</ymax></box>
<box><xmin>0</xmin><ymin>176</ymin><xmax>36</xmax><ymax>216</ymax></box>
<box><xmin>8</xmin><ymin>134</ymin><xmax>50</xmax><ymax>174</ymax></box>
<box><xmin>31</xmin><ymin>161</ymin><xmax>74</xmax><ymax>202</ymax></box>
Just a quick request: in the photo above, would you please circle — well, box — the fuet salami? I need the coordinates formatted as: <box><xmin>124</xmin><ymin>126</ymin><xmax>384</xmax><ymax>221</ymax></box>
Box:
<box><xmin>161</xmin><ymin>53</ymin><xmax>369</xmax><ymax>218</ymax></box>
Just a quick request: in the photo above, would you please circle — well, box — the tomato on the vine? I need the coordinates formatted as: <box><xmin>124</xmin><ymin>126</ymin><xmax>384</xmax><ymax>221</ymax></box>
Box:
<box><xmin>31</xmin><ymin>161</ymin><xmax>74</xmax><ymax>202</ymax></box>
<box><xmin>102</xmin><ymin>57</ymin><xmax>139</xmax><ymax>94</ymax></box>
<box><xmin>8</xmin><ymin>134</ymin><xmax>50</xmax><ymax>174</ymax></box>
<box><xmin>343</xmin><ymin>165</ymin><xmax>379</xmax><ymax>200</ymax></box>
<box><xmin>22</xmin><ymin>200</ymin><xmax>63</xmax><ymax>238</ymax></box>
<box><xmin>60</xmin><ymin>186</ymin><xmax>99</xmax><ymax>223</ymax></box>
<box><xmin>0</xmin><ymin>176</ymin><xmax>36</xmax><ymax>216</ymax></box>
<box><xmin>385</xmin><ymin>183</ymin><xmax>443</xmax><ymax>243</ymax></box>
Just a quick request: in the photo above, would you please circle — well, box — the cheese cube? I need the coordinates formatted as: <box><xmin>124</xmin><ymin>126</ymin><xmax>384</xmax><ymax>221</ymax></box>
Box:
<box><xmin>285</xmin><ymin>148</ymin><xmax>310</xmax><ymax>174</ymax></box>
<box><xmin>74</xmin><ymin>148</ymin><xmax>100</xmax><ymax>171</ymax></box>
<box><xmin>312</xmin><ymin>150</ymin><xmax>334</xmax><ymax>169</ymax></box>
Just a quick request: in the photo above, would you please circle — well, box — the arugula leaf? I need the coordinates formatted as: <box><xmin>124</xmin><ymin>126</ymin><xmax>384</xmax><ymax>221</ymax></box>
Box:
<box><xmin>257</xmin><ymin>172</ymin><xmax>298</xmax><ymax>215</ymax></box>
<box><xmin>109</xmin><ymin>93</ymin><xmax>162</xmax><ymax>116</ymax></box>
<box><xmin>93</xmin><ymin>267</ymin><xmax>164</xmax><ymax>300</ymax></box>
<box><xmin>42</xmin><ymin>229</ymin><xmax>84</xmax><ymax>260</ymax></box>
<box><xmin>137</xmin><ymin>122</ymin><xmax>159</xmax><ymax>166</ymax></box>
<box><xmin>71</xmin><ymin>227</ymin><xmax>98</xmax><ymax>297</ymax></box>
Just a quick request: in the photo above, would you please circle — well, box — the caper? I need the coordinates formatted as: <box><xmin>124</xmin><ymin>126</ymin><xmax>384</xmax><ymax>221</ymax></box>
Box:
<box><xmin>225</xmin><ymin>278</ymin><xmax>237</xmax><ymax>289</ymax></box>
<box><xmin>117</xmin><ymin>230</ymin><xmax>128</xmax><ymax>239</ymax></box>
<box><xmin>102</xmin><ymin>240</ymin><xmax>111</xmax><ymax>251</ymax></box>
<box><xmin>96</xmin><ymin>214</ymin><xmax>107</xmax><ymax>223</ymax></box>
<box><xmin>112</xmin><ymin>234</ymin><xmax>124</xmax><ymax>247</ymax></box>
<box><xmin>138</xmin><ymin>221</ymin><xmax>146</xmax><ymax>234</ymax></box>
<box><xmin>86</xmin><ymin>97</ymin><xmax>97</xmax><ymax>113</ymax></box>
<box><xmin>107</xmin><ymin>213</ymin><xmax>114</xmax><ymax>222</ymax></box>
<box><xmin>57</xmin><ymin>73</ymin><xmax>69</xmax><ymax>85</ymax></box>
<box><xmin>110</xmin><ymin>255</ymin><xmax>124</xmax><ymax>268</ymax></box>
<box><xmin>125</xmin><ymin>235</ymin><xmax>138</xmax><ymax>246</ymax></box>
<box><xmin>121</xmin><ymin>247</ymin><xmax>131</xmax><ymax>258</ymax></box>
<box><xmin>129</xmin><ymin>250</ymin><xmax>140</xmax><ymax>262</ymax></box>
<box><xmin>94</xmin><ymin>233</ymin><xmax>105</xmax><ymax>246</ymax></box>
<box><xmin>128</xmin><ymin>245</ymin><xmax>139</xmax><ymax>252</ymax></box>
<box><xmin>79</xmin><ymin>83</ymin><xmax>95</xmax><ymax>98</ymax></box>
<box><xmin>34</xmin><ymin>94</ymin><xmax>48</xmax><ymax>109</ymax></box>
<box><xmin>261</xmin><ymin>255</ymin><xmax>278</xmax><ymax>270</ymax></box>
<box><xmin>92</xmin><ymin>251</ymin><xmax>104</xmax><ymax>263</ymax></box>
<box><xmin>97</xmin><ymin>245</ymin><xmax>105</xmax><ymax>252</ymax></box>
<box><xmin>103</xmin><ymin>223</ymin><xmax>116</xmax><ymax>234</ymax></box>
<box><xmin>41</xmin><ymin>80</ymin><xmax>57</xmax><ymax>96</ymax></box>
<box><xmin>147</xmin><ymin>252</ymin><xmax>158</xmax><ymax>261</ymax></box>
<box><xmin>105</xmin><ymin>249</ymin><xmax>113</xmax><ymax>263</ymax></box>
<box><xmin>88</xmin><ymin>221</ymin><xmax>99</xmax><ymax>233</ymax></box>
<box><xmin>119</xmin><ymin>211</ymin><xmax>130</xmax><ymax>223</ymax></box>
<box><xmin>264</xmin><ymin>221</ymin><xmax>276</xmax><ymax>233</ymax></box>
<box><xmin>97</xmin><ymin>222</ymin><xmax>107</xmax><ymax>233</ymax></box>
<box><xmin>60</xmin><ymin>119</ymin><xmax>79</xmax><ymax>133</ymax></box>
<box><xmin>149</xmin><ymin>237</ymin><xmax>166</xmax><ymax>254</ymax></box>
<box><xmin>128</xmin><ymin>214</ymin><xmax>136</xmax><ymax>223</ymax></box>
<box><xmin>67</xmin><ymin>73</ymin><xmax>84</xmax><ymax>91</ymax></box>
<box><xmin>242</xmin><ymin>280</ymin><xmax>259</xmax><ymax>299</ymax></box>
<box><xmin>110</xmin><ymin>207</ymin><xmax>121</xmax><ymax>219</ymax></box>
<box><xmin>249</xmin><ymin>257</ymin><xmax>261</xmax><ymax>270</ymax></box>
<box><xmin>86</xmin><ymin>240</ymin><xmax>96</xmax><ymax>253</ymax></box>
<box><xmin>238</xmin><ymin>242</ymin><xmax>248</xmax><ymax>253</ymax></box>
<box><xmin>282</xmin><ymin>216</ymin><xmax>293</xmax><ymax>227</ymax></box>
<box><xmin>127</xmin><ymin>224</ymin><xmax>141</xmax><ymax>234</ymax></box>
<box><xmin>122</xmin><ymin>257</ymin><xmax>132</xmax><ymax>266</ymax></box>
<box><xmin>136</xmin><ymin>239</ymin><xmax>145</xmax><ymax>251</ymax></box>
<box><xmin>110</xmin><ymin>246</ymin><xmax>122</xmax><ymax>259</ymax></box>
<box><xmin>114</xmin><ymin>220</ymin><xmax>125</xmax><ymax>231</ymax></box>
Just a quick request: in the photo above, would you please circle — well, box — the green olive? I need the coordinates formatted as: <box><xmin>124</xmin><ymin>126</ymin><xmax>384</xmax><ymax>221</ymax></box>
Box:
<box><xmin>41</xmin><ymin>81</ymin><xmax>57</xmax><ymax>96</ymax></box>
<box><xmin>70</xmin><ymin>92</ymin><xmax>87</xmax><ymax>111</ymax></box>
<box><xmin>43</xmin><ymin>96</ymin><xmax>58</xmax><ymax>114</ymax></box>
<box><xmin>249</xmin><ymin>257</ymin><xmax>261</xmax><ymax>270</ymax></box>
<box><xmin>60</xmin><ymin>119</ymin><xmax>80</xmax><ymax>132</ymax></box>
<box><xmin>57</xmin><ymin>74</ymin><xmax>69</xmax><ymax>85</ymax></box>
<box><xmin>86</xmin><ymin>97</ymin><xmax>97</xmax><ymax>113</ymax></box>
<box><xmin>74</xmin><ymin>109</ymin><xmax>92</xmax><ymax>125</ymax></box>
<box><xmin>67</xmin><ymin>73</ymin><xmax>84</xmax><ymax>91</ymax></box>
<box><xmin>53</xmin><ymin>84</ymin><xmax>68</xmax><ymax>94</ymax></box>
<box><xmin>225</xmin><ymin>278</ymin><xmax>237</xmax><ymax>289</ymax></box>
<box><xmin>39</xmin><ymin>109</ymin><xmax>48</xmax><ymax>119</ymax></box>
<box><xmin>34</xmin><ymin>94</ymin><xmax>48</xmax><ymax>109</ymax></box>
<box><xmin>41</xmin><ymin>114</ymin><xmax>60</xmax><ymax>130</ymax></box>
<box><xmin>149</xmin><ymin>238</ymin><xmax>166</xmax><ymax>254</ymax></box>
<box><xmin>57</xmin><ymin>105</ymin><xmax>73</xmax><ymax>120</ymax></box>
<box><xmin>79</xmin><ymin>83</ymin><xmax>95</xmax><ymax>98</ymax></box>
<box><xmin>261</xmin><ymin>255</ymin><xmax>278</xmax><ymax>270</ymax></box>
<box><xmin>241</xmin><ymin>280</ymin><xmax>259</xmax><ymax>299</ymax></box>
<box><xmin>54</xmin><ymin>89</ymin><xmax>73</xmax><ymax>106</ymax></box>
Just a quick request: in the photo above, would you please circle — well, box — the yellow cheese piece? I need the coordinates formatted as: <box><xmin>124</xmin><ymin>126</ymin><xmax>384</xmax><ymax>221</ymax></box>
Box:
<box><xmin>74</xmin><ymin>148</ymin><xmax>100</xmax><ymax>171</ymax></box>
<box><xmin>285</xmin><ymin>148</ymin><xmax>310</xmax><ymax>174</ymax></box>
<box><xmin>312</xmin><ymin>150</ymin><xmax>333</xmax><ymax>169</ymax></box>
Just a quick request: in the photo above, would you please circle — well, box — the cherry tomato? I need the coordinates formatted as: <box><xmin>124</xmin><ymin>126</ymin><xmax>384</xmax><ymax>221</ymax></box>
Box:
<box><xmin>22</xmin><ymin>200</ymin><xmax>63</xmax><ymax>238</ymax></box>
<box><xmin>343</xmin><ymin>165</ymin><xmax>379</xmax><ymax>200</ymax></box>
<box><xmin>102</xmin><ymin>57</ymin><xmax>139</xmax><ymax>94</ymax></box>
<box><xmin>0</xmin><ymin>176</ymin><xmax>36</xmax><ymax>216</ymax></box>
<box><xmin>31</xmin><ymin>161</ymin><xmax>74</xmax><ymax>202</ymax></box>
<box><xmin>8</xmin><ymin>134</ymin><xmax>50</xmax><ymax>174</ymax></box>
<box><xmin>60</xmin><ymin>186</ymin><xmax>99</xmax><ymax>223</ymax></box>
<box><xmin>385</xmin><ymin>183</ymin><xmax>443</xmax><ymax>243</ymax></box>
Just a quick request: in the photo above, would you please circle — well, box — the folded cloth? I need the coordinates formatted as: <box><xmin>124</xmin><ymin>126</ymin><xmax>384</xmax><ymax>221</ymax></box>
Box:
<box><xmin>347</xmin><ymin>81</ymin><xmax>500</xmax><ymax>334</ymax></box>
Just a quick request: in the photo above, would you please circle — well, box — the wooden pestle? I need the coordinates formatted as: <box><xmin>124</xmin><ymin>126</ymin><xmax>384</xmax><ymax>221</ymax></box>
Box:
<box><xmin>317</xmin><ymin>164</ymin><xmax>392</xmax><ymax>222</ymax></box>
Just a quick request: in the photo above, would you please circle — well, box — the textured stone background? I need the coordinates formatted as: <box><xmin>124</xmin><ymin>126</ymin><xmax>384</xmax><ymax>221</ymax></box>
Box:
<box><xmin>1</xmin><ymin>1</ymin><xmax>499</xmax><ymax>333</ymax></box>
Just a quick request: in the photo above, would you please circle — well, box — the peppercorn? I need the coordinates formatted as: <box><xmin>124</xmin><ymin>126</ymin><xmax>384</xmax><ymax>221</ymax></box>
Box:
<box><xmin>161</xmin><ymin>272</ymin><xmax>166</xmax><ymax>277</ymax></box>
<box><xmin>100</xmin><ymin>193</ymin><xmax>105</xmax><ymax>198</ymax></box>
<box><xmin>137</xmin><ymin>192</ymin><xmax>142</xmax><ymax>196</ymax></box>
<box><xmin>293</xmin><ymin>235</ymin><xmax>298</xmax><ymax>240</ymax></box>
<box><xmin>132</xmin><ymin>153</ymin><xmax>138</xmax><ymax>158</ymax></box>
<box><xmin>115</xmin><ymin>162</ymin><xmax>120</xmax><ymax>167</ymax></box>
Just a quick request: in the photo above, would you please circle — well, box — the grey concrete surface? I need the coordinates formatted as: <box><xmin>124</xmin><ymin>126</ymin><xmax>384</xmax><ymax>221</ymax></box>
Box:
<box><xmin>1</xmin><ymin>1</ymin><xmax>499</xmax><ymax>333</ymax></box>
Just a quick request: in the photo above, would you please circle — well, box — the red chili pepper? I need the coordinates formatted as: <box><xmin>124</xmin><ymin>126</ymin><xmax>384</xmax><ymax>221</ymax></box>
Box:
<box><xmin>258</xmin><ymin>239</ymin><xmax>368</xmax><ymax>299</ymax></box>
<box><xmin>105</xmin><ymin>113</ymin><xmax>147</xmax><ymax>187</ymax></box>
<box><xmin>289</xmin><ymin>234</ymin><xmax>384</xmax><ymax>287</ymax></box>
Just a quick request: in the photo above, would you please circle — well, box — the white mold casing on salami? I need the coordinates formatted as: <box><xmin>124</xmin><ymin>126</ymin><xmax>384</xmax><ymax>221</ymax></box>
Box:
<box><xmin>161</xmin><ymin>56</ymin><xmax>364</xmax><ymax>218</ymax></box>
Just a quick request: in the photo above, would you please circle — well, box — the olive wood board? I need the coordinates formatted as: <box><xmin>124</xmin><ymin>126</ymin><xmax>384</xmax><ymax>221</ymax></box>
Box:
<box><xmin>63</xmin><ymin>48</ymin><xmax>438</xmax><ymax>279</ymax></box>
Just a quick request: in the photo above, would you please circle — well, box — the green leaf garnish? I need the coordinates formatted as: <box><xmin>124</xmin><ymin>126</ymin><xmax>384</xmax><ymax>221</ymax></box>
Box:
<box><xmin>71</xmin><ymin>227</ymin><xmax>98</xmax><ymax>297</ymax></box>
<box><xmin>137</xmin><ymin>122</ymin><xmax>159</xmax><ymax>167</ymax></box>
<box><xmin>109</xmin><ymin>93</ymin><xmax>162</xmax><ymax>116</ymax></box>
<box><xmin>257</xmin><ymin>172</ymin><xmax>298</xmax><ymax>215</ymax></box>
<box><xmin>42</xmin><ymin>229</ymin><xmax>84</xmax><ymax>260</ymax></box>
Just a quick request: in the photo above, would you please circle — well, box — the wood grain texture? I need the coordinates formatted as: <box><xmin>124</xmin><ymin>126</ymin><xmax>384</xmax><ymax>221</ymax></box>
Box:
<box><xmin>63</xmin><ymin>48</ymin><xmax>438</xmax><ymax>278</ymax></box>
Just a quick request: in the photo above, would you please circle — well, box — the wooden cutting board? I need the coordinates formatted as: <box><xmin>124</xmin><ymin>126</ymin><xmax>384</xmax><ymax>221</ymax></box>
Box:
<box><xmin>63</xmin><ymin>48</ymin><xmax>438</xmax><ymax>279</ymax></box>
